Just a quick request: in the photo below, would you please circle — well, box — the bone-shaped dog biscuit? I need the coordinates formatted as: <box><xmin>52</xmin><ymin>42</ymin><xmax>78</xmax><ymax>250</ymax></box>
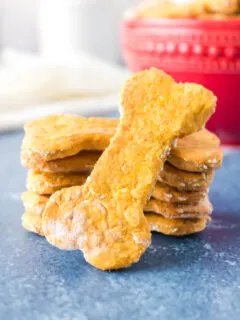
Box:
<box><xmin>27</xmin><ymin>170</ymin><xmax>88</xmax><ymax>195</ymax></box>
<box><xmin>152</xmin><ymin>181</ymin><xmax>207</xmax><ymax>204</ymax></box>
<box><xmin>21</xmin><ymin>195</ymin><xmax>209</xmax><ymax>238</ymax></box>
<box><xmin>22</xmin><ymin>116</ymin><xmax>118</xmax><ymax>162</ymax></box>
<box><xmin>21</xmin><ymin>117</ymin><xmax>223</xmax><ymax>174</ymax></box>
<box><xmin>22</xmin><ymin>151</ymin><xmax>102</xmax><ymax>174</ymax></box>
<box><xmin>158</xmin><ymin>163</ymin><xmax>214</xmax><ymax>191</ymax></box>
<box><xmin>42</xmin><ymin>68</ymin><xmax>216</xmax><ymax>270</ymax></box>
<box><xmin>168</xmin><ymin>129</ymin><xmax>223</xmax><ymax>172</ymax></box>
<box><xmin>145</xmin><ymin>196</ymin><xmax>213</xmax><ymax>219</ymax></box>
<box><xmin>146</xmin><ymin>213</ymin><xmax>209</xmax><ymax>236</ymax></box>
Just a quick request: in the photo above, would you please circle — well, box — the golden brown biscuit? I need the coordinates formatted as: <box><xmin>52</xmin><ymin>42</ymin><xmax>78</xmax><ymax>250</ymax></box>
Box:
<box><xmin>135</xmin><ymin>0</ymin><xmax>206</xmax><ymax>19</ymax></box>
<box><xmin>21</xmin><ymin>115</ymin><xmax>223</xmax><ymax>175</ymax></box>
<box><xmin>22</xmin><ymin>191</ymin><xmax>49</xmax><ymax>215</ymax></box>
<box><xmin>168</xmin><ymin>129</ymin><xmax>224</xmax><ymax>172</ymax></box>
<box><xmin>146</xmin><ymin>213</ymin><xmax>209</xmax><ymax>236</ymax></box>
<box><xmin>21</xmin><ymin>188</ymin><xmax>210</xmax><ymax>221</ymax></box>
<box><xmin>22</xmin><ymin>208</ymin><xmax>208</xmax><ymax>238</ymax></box>
<box><xmin>42</xmin><ymin>68</ymin><xmax>216</xmax><ymax>270</ymax></box>
<box><xmin>22</xmin><ymin>151</ymin><xmax>101</xmax><ymax>173</ymax></box>
<box><xmin>202</xmin><ymin>0</ymin><xmax>239</xmax><ymax>14</ymax></box>
<box><xmin>152</xmin><ymin>181</ymin><xmax>207</xmax><ymax>204</ymax></box>
<box><xmin>158</xmin><ymin>163</ymin><xmax>214</xmax><ymax>191</ymax></box>
<box><xmin>144</xmin><ymin>196</ymin><xmax>213</xmax><ymax>219</ymax></box>
<box><xmin>27</xmin><ymin>170</ymin><xmax>88</xmax><ymax>195</ymax></box>
<box><xmin>22</xmin><ymin>212</ymin><xmax>44</xmax><ymax>236</ymax></box>
<box><xmin>21</xmin><ymin>115</ymin><xmax>118</xmax><ymax>163</ymax></box>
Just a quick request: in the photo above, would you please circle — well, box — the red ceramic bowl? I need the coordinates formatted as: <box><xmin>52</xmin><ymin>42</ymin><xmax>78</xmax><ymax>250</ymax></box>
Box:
<box><xmin>121</xmin><ymin>17</ymin><xmax>240</xmax><ymax>145</ymax></box>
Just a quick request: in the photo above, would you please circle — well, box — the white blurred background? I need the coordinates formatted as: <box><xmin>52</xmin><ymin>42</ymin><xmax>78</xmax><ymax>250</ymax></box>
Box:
<box><xmin>0</xmin><ymin>0</ymin><xmax>191</xmax><ymax>130</ymax></box>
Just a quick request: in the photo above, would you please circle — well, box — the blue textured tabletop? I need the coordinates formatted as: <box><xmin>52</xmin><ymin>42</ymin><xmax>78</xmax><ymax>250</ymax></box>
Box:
<box><xmin>0</xmin><ymin>131</ymin><xmax>240</xmax><ymax>320</ymax></box>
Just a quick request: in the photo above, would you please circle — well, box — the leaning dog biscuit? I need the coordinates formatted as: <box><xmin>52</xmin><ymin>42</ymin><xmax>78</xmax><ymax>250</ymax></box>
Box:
<box><xmin>21</xmin><ymin>116</ymin><xmax>118</xmax><ymax>163</ymax></box>
<box><xmin>23</xmin><ymin>151</ymin><xmax>101</xmax><ymax>174</ymax></box>
<box><xmin>144</xmin><ymin>196</ymin><xmax>213</xmax><ymax>219</ymax></box>
<box><xmin>146</xmin><ymin>213</ymin><xmax>209</xmax><ymax>236</ymax></box>
<box><xmin>168</xmin><ymin>129</ymin><xmax>223</xmax><ymax>172</ymax></box>
<box><xmin>27</xmin><ymin>170</ymin><xmax>88</xmax><ymax>195</ymax></box>
<box><xmin>158</xmin><ymin>163</ymin><xmax>214</xmax><ymax>191</ymax></box>
<box><xmin>152</xmin><ymin>181</ymin><xmax>207</xmax><ymax>204</ymax></box>
<box><xmin>42</xmin><ymin>68</ymin><xmax>216</xmax><ymax>270</ymax></box>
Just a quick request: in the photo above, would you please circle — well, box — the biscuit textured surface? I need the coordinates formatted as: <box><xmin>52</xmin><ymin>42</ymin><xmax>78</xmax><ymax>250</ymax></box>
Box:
<box><xmin>158</xmin><ymin>163</ymin><xmax>214</xmax><ymax>191</ymax></box>
<box><xmin>21</xmin><ymin>116</ymin><xmax>223</xmax><ymax>175</ymax></box>
<box><xmin>27</xmin><ymin>171</ymin><xmax>88</xmax><ymax>195</ymax></box>
<box><xmin>152</xmin><ymin>181</ymin><xmax>207</xmax><ymax>204</ymax></box>
<box><xmin>22</xmin><ymin>191</ymin><xmax>49</xmax><ymax>216</ymax></box>
<box><xmin>22</xmin><ymin>213</ymin><xmax>44</xmax><ymax>236</ymax></box>
<box><xmin>42</xmin><ymin>68</ymin><xmax>216</xmax><ymax>270</ymax></box>
<box><xmin>146</xmin><ymin>213</ymin><xmax>209</xmax><ymax>236</ymax></box>
<box><xmin>168</xmin><ymin>129</ymin><xmax>223</xmax><ymax>172</ymax></box>
<box><xmin>23</xmin><ymin>151</ymin><xmax>101</xmax><ymax>173</ymax></box>
<box><xmin>144</xmin><ymin>196</ymin><xmax>213</xmax><ymax>219</ymax></box>
<box><xmin>21</xmin><ymin>115</ymin><xmax>118</xmax><ymax>162</ymax></box>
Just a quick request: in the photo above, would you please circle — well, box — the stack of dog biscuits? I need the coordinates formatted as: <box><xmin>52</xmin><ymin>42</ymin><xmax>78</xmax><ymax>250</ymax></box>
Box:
<box><xmin>21</xmin><ymin>114</ymin><xmax>223</xmax><ymax>238</ymax></box>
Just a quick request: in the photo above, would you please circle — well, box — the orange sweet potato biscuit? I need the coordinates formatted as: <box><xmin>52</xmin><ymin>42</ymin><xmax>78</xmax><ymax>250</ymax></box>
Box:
<box><xmin>146</xmin><ymin>213</ymin><xmax>209</xmax><ymax>236</ymax></box>
<box><xmin>145</xmin><ymin>196</ymin><xmax>213</xmax><ymax>219</ymax></box>
<box><xmin>202</xmin><ymin>0</ymin><xmax>240</xmax><ymax>14</ymax></box>
<box><xmin>21</xmin><ymin>115</ymin><xmax>118</xmax><ymax>162</ymax></box>
<box><xmin>168</xmin><ymin>129</ymin><xmax>223</xmax><ymax>172</ymax></box>
<box><xmin>135</xmin><ymin>0</ymin><xmax>206</xmax><ymax>19</ymax></box>
<box><xmin>158</xmin><ymin>163</ymin><xmax>214</xmax><ymax>191</ymax></box>
<box><xmin>27</xmin><ymin>170</ymin><xmax>88</xmax><ymax>195</ymax></box>
<box><xmin>22</xmin><ymin>151</ymin><xmax>101</xmax><ymax>174</ymax></box>
<box><xmin>22</xmin><ymin>191</ymin><xmax>49</xmax><ymax>216</ymax></box>
<box><xmin>152</xmin><ymin>181</ymin><xmax>207</xmax><ymax>204</ymax></box>
<box><xmin>42</xmin><ymin>68</ymin><xmax>216</xmax><ymax>270</ymax></box>
<box><xmin>22</xmin><ymin>205</ymin><xmax>209</xmax><ymax>238</ymax></box>
<box><xmin>22</xmin><ymin>119</ymin><xmax>223</xmax><ymax>174</ymax></box>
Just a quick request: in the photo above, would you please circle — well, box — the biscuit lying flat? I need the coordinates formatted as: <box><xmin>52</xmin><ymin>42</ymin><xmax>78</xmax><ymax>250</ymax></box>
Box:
<box><xmin>42</xmin><ymin>68</ymin><xmax>216</xmax><ymax>270</ymax></box>
<box><xmin>146</xmin><ymin>213</ymin><xmax>209</xmax><ymax>236</ymax></box>
<box><xmin>21</xmin><ymin>116</ymin><xmax>223</xmax><ymax>175</ymax></box>
<box><xmin>135</xmin><ymin>1</ymin><xmax>206</xmax><ymax>19</ymax></box>
<box><xmin>22</xmin><ymin>191</ymin><xmax>49</xmax><ymax>216</ymax></box>
<box><xmin>158</xmin><ymin>163</ymin><xmax>214</xmax><ymax>191</ymax></box>
<box><xmin>22</xmin><ymin>212</ymin><xmax>44</xmax><ymax>236</ymax></box>
<box><xmin>168</xmin><ymin>129</ymin><xmax>223</xmax><ymax>172</ymax></box>
<box><xmin>22</xmin><ymin>151</ymin><xmax>101</xmax><ymax>174</ymax></box>
<box><xmin>152</xmin><ymin>181</ymin><xmax>207</xmax><ymax>204</ymax></box>
<box><xmin>27</xmin><ymin>170</ymin><xmax>88</xmax><ymax>195</ymax></box>
<box><xmin>22</xmin><ymin>208</ymin><xmax>208</xmax><ymax>238</ymax></box>
<box><xmin>202</xmin><ymin>0</ymin><xmax>239</xmax><ymax>14</ymax></box>
<box><xmin>22</xmin><ymin>116</ymin><xmax>118</xmax><ymax>163</ymax></box>
<box><xmin>144</xmin><ymin>196</ymin><xmax>213</xmax><ymax>219</ymax></box>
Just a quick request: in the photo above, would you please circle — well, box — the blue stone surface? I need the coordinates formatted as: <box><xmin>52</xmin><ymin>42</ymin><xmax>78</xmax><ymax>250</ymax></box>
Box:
<box><xmin>0</xmin><ymin>131</ymin><xmax>240</xmax><ymax>320</ymax></box>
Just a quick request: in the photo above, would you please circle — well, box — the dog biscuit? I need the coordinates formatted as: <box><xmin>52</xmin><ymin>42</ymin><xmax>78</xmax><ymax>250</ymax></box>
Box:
<box><xmin>21</xmin><ymin>115</ymin><xmax>118</xmax><ymax>163</ymax></box>
<box><xmin>144</xmin><ymin>196</ymin><xmax>213</xmax><ymax>219</ymax></box>
<box><xmin>146</xmin><ymin>213</ymin><xmax>209</xmax><ymax>236</ymax></box>
<box><xmin>152</xmin><ymin>181</ymin><xmax>207</xmax><ymax>204</ymax></box>
<box><xmin>22</xmin><ymin>191</ymin><xmax>49</xmax><ymax>216</ymax></box>
<box><xmin>22</xmin><ymin>212</ymin><xmax>44</xmax><ymax>236</ymax></box>
<box><xmin>168</xmin><ymin>129</ymin><xmax>223</xmax><ymax>172</ymax></box>
<box><xmin>23</xmin><ymin>151</ymin><xmax>101</xmax><ymax>173</ymax></box>
<box><xmin>22</xmin><ymin>207</ymin><xmax>208</xmax><ymax>238</ymax></box>
<box><xmin>42</xmin><ymin>68</ymin><xmax>216</xmax><ymax>270</ymax></box>
<box><xmin>27</xmin><ymin>170</ymin><xmax>88</xmax><ymax>195</ymax></box>
<box><xmin>158</xmin><ymin>163</ymin><xmax>214</xmax><ymax>191</ymax></box>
